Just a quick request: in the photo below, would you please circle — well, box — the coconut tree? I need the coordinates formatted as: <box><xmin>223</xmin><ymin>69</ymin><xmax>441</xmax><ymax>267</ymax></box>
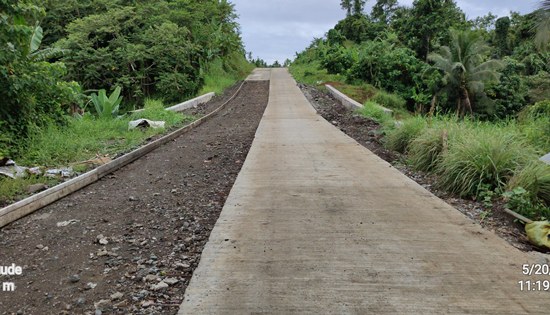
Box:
<box><xmin>535</xmin><ymin>0</ymin><xmax>550</xmax><ymax>49</ymax></box>
<box><xmin>428</xmin><ymin>30</ymin><xmax>503</xmax><ymax>117</ymax></box>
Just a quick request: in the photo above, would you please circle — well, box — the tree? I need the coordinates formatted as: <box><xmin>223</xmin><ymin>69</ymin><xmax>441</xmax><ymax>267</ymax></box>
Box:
<box><xmin>428</xmin><ymin>30</ymin><xmax>503</xmax><ymax>117</ymax></box>
<box><xmin>340</xmin><ymin>0</ymin><xmax>352</xmax><ymax>16</ymax></box>
<box><xmin>392</xmin><ymin>0</ymin><xmax>466</xmax><ymax>61</ymax></box>
<box><xmin>353</xmin><ymin>0</ymin><xmax>367</xmax><ymax>16</ymax></box>
<box><xmin>535</xmin><ymin>0</ymin><xmax>550</xmax><ymax>49</ymax></box>
<box><xmin>494</xmin><ymin>17</ymin><xmax>511</xmax><ymax>57</ymax></box>
<box><xmin>372</xmin><ymin>0</ymin><xmax>398</xmax><ymax>24</ymax></box>
<box><xmin>0</xmin><ymin>1</ymin><xmax>82</xmax><ymax>156</ymax></box>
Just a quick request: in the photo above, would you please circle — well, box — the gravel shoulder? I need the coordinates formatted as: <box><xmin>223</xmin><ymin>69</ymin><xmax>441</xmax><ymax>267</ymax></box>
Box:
<box><xmin>0</xmin><ymin>80</ymin><xmax>269</xmax><ymax>315</ymax></box>
<box><xmin>299</xmin><ymin>83</ymin><xmax>543</xmax><ymax>254</ymax></box>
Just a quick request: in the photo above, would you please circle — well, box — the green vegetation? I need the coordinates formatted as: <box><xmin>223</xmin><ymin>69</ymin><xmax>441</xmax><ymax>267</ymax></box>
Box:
<box><xmin>291</xmin><ymin>0</ymin><xmax>549</xmax><ymax>219</ymax></box>
<box><xmin>1</xmin><ymin>0</ymin><xmax>253</xmax><ymax>204</ymax></box>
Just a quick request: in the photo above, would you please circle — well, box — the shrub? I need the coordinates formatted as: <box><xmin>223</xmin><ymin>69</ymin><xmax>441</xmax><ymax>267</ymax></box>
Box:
<box><xmin>385</xmin><ymin>116</ymin><xmax>426</xmax><ymax>153</ymax></box>
<box><xmin>508</xmin><ymin>162</ymin><xmax>550</xmax><ymax>206</ymax></box>
<box><xmin>408</xmin><ymin>128</ymin><xmax>446</xmax><ymax>172</ymax></box>
<box><xmin>437</xmin><ymin>126</ymin><xmax>535</xmax><ymax>197</ymax></box>
<box><xmin>372</xmin><ymin>91</ymin><xmax>406</xmax><ymax>111</ymax></box>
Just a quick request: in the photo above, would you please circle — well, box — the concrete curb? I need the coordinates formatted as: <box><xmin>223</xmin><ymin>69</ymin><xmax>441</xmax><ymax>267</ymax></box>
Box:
<box><xmin>325</xmin><ymin>84</ymin><xmax>392</xmax><ymax>115</ymax></box>
<box><xmin>166</xmin><ymin>92</ymin><xmax>215</xmax><ymax>112</ymax></box>
<box><xmin>0</xmin><ymin>84</ymin><xmax>245</xmax><ymax>228</ymax></box>
<box><xmin>132</xmin><ymin>92</ymin><xmax>215</xmax><ymax>114</ymax></box>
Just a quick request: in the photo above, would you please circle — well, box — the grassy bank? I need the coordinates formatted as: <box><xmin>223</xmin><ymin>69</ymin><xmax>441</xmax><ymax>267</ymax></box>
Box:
<box><xmin>372</xmin><ymin>106</ymin><xmax>550</xmax><ymax>220</ymax></box>
<box><xmin>1</xmin><ymin>99</ymin><xmax>192</xmax><ymax>205</ymax></box>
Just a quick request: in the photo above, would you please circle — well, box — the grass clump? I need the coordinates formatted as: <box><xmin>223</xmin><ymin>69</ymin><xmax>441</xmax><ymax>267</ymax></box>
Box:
<box><xmin>437</xmin><ymin>125</ymin><xmax>535</xmax><ymax>197</ymax></box>
<box><xmin>408</xmin><ymin>128</ymin><xmax>447</xmax><ymax>172</ymax></box>
<box><xmin>508</xmin><ymin>162</ymin><xmax>550</xmax><ymax>206</ymax></box>
<box><xmin>371</xmin><ymin>91</ymin><xmax>406</xmax><ymax>111</ymax></box>
<box><xmin>358</xmin><ymin>101</ymin><xmax>393</xmax><ymax>126</ymax></box>
<box><xmin>384</xmin><ymin>116</ymin><xmax>426</xmax><ymax>153</ymax></box>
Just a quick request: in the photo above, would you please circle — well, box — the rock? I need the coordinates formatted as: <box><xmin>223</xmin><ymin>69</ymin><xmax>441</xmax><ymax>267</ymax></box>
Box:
<box><xmin>163</xmin><ymin>277</ymin><xmax>179</xmax><ymax>285</ymax></box>
<box><xmin>110</xmin><ymin>292</ymin><xmax>123</xmax><ymax>300</ymax></box>
<box><xmin>56</xmin><ymin>219</ymin><xmax>80</xmax><ymax>227</ymax></box>
<box><xmin>36</xmin><ymin>244</ymin><xmax>44</xmax><ymax>250</ymax></box>
<box><xmin>27</xmin><ymin>183</ymin><xmax>48</xmax><ymax>194</ymax></box>
<box><xmin>97</xmin><ymin>235</ymin><xmax>109</xmax><ymax>245</ymax></box>
<box><xmin>144</xmin><ymin>274</ymin><xmax>159</xmax><ymax>282</ymax></box>
<box><xmin>76</xmin><ymin>297</ymin><xmax>86</xmax><ymax>305</ymax></box>
<box><xmin>94</xmin><ymin>299</ymin><xmax>110</xmax><ymax>311</ymax></box>
<box><xmin>86</xmin><ymin>282</ymin><xmax>97</xmax><ymax>290</ymax></box>
<box><xmin>128</xmin><ymin>196</ymin><xmax>138</xmax><ymax>202</ymax></box>
<box><xmin>141</xmin><ymin>300</ymin><xmax>155</xmax><ymax>308</ymax></box>
<box><xmin>68</xmin><ymin>274</ymin><xmax>81</xmax><ymax>283</ymax></box>
<box><xmin>151</xmin><ymin>281</ymin><xmax>169</xmax><ymax>291</ymax></box>
<box><xmin>97</xmin><ymin>249</ymin><xmax>109</xmax><ymax>257</ymax></box>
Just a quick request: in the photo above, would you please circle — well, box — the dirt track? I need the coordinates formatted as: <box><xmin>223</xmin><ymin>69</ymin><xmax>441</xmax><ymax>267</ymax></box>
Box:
<box><xmin>0</xmin><ymin>80</ymin><xmax>269</xmax><ymax>315</ymax></box>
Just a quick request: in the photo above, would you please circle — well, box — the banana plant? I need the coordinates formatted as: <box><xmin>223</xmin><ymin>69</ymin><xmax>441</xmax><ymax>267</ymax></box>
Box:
<box><xmin>28</xmin><ymin>24</ymin><xmax>68</xmax><ymax>61</ymax></box>
<box><xmin>91</xmin><ymin>87</ymin><xmax>123</xmax><ymax>119</ymax></box>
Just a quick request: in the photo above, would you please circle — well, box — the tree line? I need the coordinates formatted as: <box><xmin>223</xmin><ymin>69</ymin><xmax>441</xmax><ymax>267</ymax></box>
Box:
<box><xmin>0</xmin><ymin>0</ymin><xmax>250</xmax><ymax>157</ymax></box>
<box><xmin>294</xmin><ymin>0</ymin><xmax>549</xmax><ymax>119</ymax></box>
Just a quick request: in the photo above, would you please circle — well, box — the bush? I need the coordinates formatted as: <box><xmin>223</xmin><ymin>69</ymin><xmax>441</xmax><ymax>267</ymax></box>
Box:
<box><xmin>408</xmin><ymin>128</ymin><xmax>446</xmax><ymax>172</ymax></box>
<box><xmin>385</xmin><ymin>116</ymin><xmax>426</xmax><ymax>153</ymax></box>
<box><xmin>437</xmin><ymin>125</ymin><xmax>535</xmax><ymax>197</ymax></box>
<box><xmin>508</xmin><ymin>162</ymin><xmax>550</xmax><ymax>206</ymax></box>
<box><xmin>372</xmin><ymin>91</ymin><xmax>406</xmax><ymax>111</ymax></box>
<box><xmin>518</xmin><ymin>100</ymin><xmax>550</xmax><ymax>152</ymax></box>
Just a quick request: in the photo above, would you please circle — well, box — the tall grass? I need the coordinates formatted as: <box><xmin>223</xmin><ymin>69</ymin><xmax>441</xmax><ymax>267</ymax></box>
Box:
<box><xmin>358</xmin><ymin>101</ymin><xmax>393</xmax><ymax>126</ymax></box>
<box><xmin>372</xmin><ymin>91</ymin><xmax>406</xmax><ymax>111</ymax></box>
<box><xmin>21</xmin><ymin>99</ymin><xmax>192</xmax><ymax>166</ymax></box>
<box><xmin>200</xmin><ymin>53</ymin><xmax>254</xmax><ymax>95</ymax></box>
<box><xmin>384</xmin><ymin>116</ymin><xmax>426</xmax><ymax>153</ymax></box>
<box><xmin>437</xmin><ymin>123</ymin><xmax>536</xmax><ymax>197</ymax></box>
<box><xmin>509</xmin><ymin>162</ymin><xmax>550</xmax><ymax>206</ymax></box>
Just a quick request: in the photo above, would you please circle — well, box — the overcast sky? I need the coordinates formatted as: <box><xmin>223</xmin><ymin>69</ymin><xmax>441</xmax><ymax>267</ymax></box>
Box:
<box><xmin>230</xmin><ymin>0</ymin><xmax>540</xmax><ymax>64</ymax></box>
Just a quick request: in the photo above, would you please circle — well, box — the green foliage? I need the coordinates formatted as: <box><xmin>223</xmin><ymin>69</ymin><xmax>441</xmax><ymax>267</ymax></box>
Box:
<box><xmin>437</xmin><ymin>124</ymin><xmax>535</xmax><ymax>197</ymax></box>
<box><xmin>508</xmin><ymin>162</ymin><xmax>550</xmax><ymax>207</ymax></box>
<box><xmin>494</xmin><ymin>17</ymin><xmax>511</xmax><ymax>57</ymax></box>
<box><xmin>408</xmin><ymin>127</ymin><xmax>447</xmax><ymax>172</ymax></box>
<box><xmin>503</xmin><ymin>187</ymin><xmax>549</xmax><ymax>220</ymax></box>
<box><xmin>130</xmin><ymin>99</ymin><xmax>188</xmax><ymax>126</ymax></box>
<box><xmin>371</xmin><ymin>91</ymin><xmax>406</xmax><ymax>111</ymax></box>
<box><xmin>348</xmin><ymin>37</ymin><xmax>428</xmax><ymax>101</ymax></box>
<box><xmin>22</xmin><ymin>106</ymin><xmax>191</xmax><ymax>167</ymax></box>
<box><xmin>321</xmin><ymin>46</ymin><xmax>355</xmax><ymax>74</ymax></box>
<box><xmin>428</xmin><ymin>30</ymin><xmax>503</xmax><ymax>116</ymax></box>
<box><xmin>91</xmin><ymin>87</ymin><xmax>122</xmax><ymax>119</ymax></box>
<box><xmin>54</xmin><ymin>0</ymin><xmax>247</xmax><ymax>104</ymax></box>
<box><xmin>0</xmin><ymin>1</ymin><xmax>83</xmax><ymax>157</ymax></box>
<box><xmin>485</xmin><ymin>57</ymin><xmax>528</xmax><ymax>118</ymax></box>
<box><xmin>391</xmin><ymin>0</ymin><xmax>467</xmax><ymax>60</ymax></box>
<box><xmin>385</xmin><ymin>116</ymin><xmax>426</xmax><ymax>153</ymax></box>
<box><xmin>358</xmin><ymin>101</ymin><xmax>393</xmax><ymax>125</ymax></box>
<box><xmin>0</xmin><ymin>175</ymin><xmax>57</xmax><ymax>205</ymax></box>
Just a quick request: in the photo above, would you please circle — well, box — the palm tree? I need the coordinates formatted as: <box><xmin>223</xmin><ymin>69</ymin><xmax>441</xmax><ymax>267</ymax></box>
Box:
<box><xmin>535</xmin><ymin>0</ymin><xmax>550</xmax><ymax>49</ymax></box>
<box><xmin>428</xmin><ymin>30</ymin><xmax>503</xmax><ymax>117</ymax></box>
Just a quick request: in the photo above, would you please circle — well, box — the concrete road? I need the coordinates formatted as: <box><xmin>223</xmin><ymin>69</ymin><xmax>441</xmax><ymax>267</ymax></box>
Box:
<box><xmin>178</xmin><ymin>69</ymin><xmax>548</xmax><ymax>314</ymax></box>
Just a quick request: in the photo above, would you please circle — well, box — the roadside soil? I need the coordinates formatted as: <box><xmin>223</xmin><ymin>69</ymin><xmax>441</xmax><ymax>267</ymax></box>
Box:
<box><xmin>299</xmin><ymin>83</ymin><xmax>544</xmax><ymax>254</ymax></box>
<box><xmin>0</xmin><ymin>80</ymin><xmax>269</xmax><ymax>315</ymax></box>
